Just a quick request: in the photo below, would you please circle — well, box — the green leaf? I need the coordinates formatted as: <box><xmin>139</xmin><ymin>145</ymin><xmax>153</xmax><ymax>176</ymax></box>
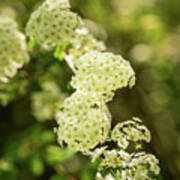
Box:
<box><xmin>28</xmin><ymin>37</ymin><xmax>39</xmax><ymax>48</ymax></box>
<box><xmin>40</xmin><ymin>131</ymin><xmax>55</xmax><ymax>145</ymax></box>
<box><xmin>81</xmin><ymin>161</ymin><xmax>99</xmax><ymax>180</ymax></box>
<box><xmin>54</xmin><ymin>44</ymin><xmax>65</xmax><ymax>61</ymax></box>
<box><xmin>46</xmin><ymin>145</ymin><xmax>75</xmax><ymax>165</ymax></box>
<box><xmin>30</xmin><ymin>156</ymin><xmax>44</xmax><ymax>176</ymax></box>
<box><xmin>66</xmin><ymin>82</ymin><xmax>73</xmax><ymax>91</ymax></box>
<box><xmin>49</xmin><ymin>174</ymin><xmax>67</xmax><ymax>180</ymax></box>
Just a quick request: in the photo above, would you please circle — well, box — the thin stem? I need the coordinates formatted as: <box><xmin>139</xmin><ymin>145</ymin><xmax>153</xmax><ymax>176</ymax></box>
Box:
<box><xmin>64</xmin><ymin>54</ymin><xmax>76</xmax><ymax>73</ymax></box>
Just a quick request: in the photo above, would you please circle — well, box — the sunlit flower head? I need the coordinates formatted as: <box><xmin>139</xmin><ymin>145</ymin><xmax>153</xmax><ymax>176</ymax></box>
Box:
<box><xmin>71</xmin><ymin>51</ymin><xmax>135</xmax><ymax>102</ymax></box>
<box><xmin>56</xmin><ymin>91</ymin><xmax>111</xmax><ymax>152</ymax></box>
<box><xmin>26</xmin><ymin>0</ymin><xmax>83</xmax><ymax>49</ymax></box>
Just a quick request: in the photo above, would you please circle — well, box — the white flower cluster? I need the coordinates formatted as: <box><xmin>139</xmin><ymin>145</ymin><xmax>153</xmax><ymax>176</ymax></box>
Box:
<box><xmin>56</xmin><ymin>92</ymin><xmax>111</xmax><ymax>152</ymax></box>
<box><xmin>65</xmin><ymin>28</ymin><xmax>106</xmax><ymax>63</ymax></box>
<box><xmin>54</xmin><ymin>15</ymin><xmax>135</xmax><ymax>154</ymax></box>
<box><xmin>26</xmin><ymin>0</ymin><xmax>83</xmax><ymax>50</ymax></box>
<box><xmin>111</xmin><ymin>117</ymin><xmax>151</xmax><ymax>149</ymax></box>
<box><xmin>32</xmin><ymin>81</ymin><xmax>66</xmax><ymax>121</ymax></box>
<box><xmin>71</xmin><ymin>51</ymin><xmax>135</xmax><ymax>102</ymax></box>
<box><xmin>122</xmin><ymin>152</ymin><xmax>160</xmax><ymax>180</ymax></box>
<box><xmin>89</xmin><ymin>117</ymin><xmax>160</xmax><ymax>180</ymax></box>
<box><xmin>32</xmin><ymin>2</ymin><xmax>162</xmax><ymax>178</ymax></box>
<box><xmin>43</xmin><ymin>0</ymin><xmax>71</xmax><ymax>9</ymax></box>
<box><xmin>96</xmin><ymin>150</ymin><xmax>160</xmax><ymax>180</ymax></box>
<box><xmin>0</xmin><ymin>16</ymin><xmax>29</xmax><ymax>83</ymax></box>
<box><xmin>0</xmin><ymin>1</ymin><xmax>160</xmax><ymax>179</ymax></box>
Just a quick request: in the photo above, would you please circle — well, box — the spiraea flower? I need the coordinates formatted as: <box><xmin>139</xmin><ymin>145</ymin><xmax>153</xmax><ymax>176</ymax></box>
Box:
<box><xmin>126</xmin><ymin>152</ymin><xmax>160</xmax><ymax>179</ymax></box>
<box><xmin>0</xmin><ymin>16</ymin><xmax>29</xmax><ymax>83</ymax></box>
<box><xmin>90</xmin><ymin>146</ymin><xmax>107</xmax><ymax>162</ymax></box>
<box><xmin>96</xmin><ymin>150</ymin><xmax>160</xmax><ymax>180</ymax></box>
<box><xmin>26</xmin><ymin>0</ymin><xmax>83</xmax><ymax>50</ymax></box>
<box><xmin>71</xmin><ymin>51</ymin><xmax>135</xmax><ymax>102</ymax></box>
<box><xmin>65</xmin><ymin>28</ymin><xmax>106</xmax><ymax>63</ymax></box>
<box><xmin>91</xmin><ymin>117</ymin><xmax>159</xmax><ymax>180</ymax></box>
<box><xmin>56</xmin><ymin>91</ymin><xmax>111</xmax><ymax>152</ymax></box>
<box><xmin>96</xmin><ymin>150</ymin><xmax>131</xmax><ymax>172</ymax></box>
<box><xmin>111</xmin><ymin>117</ymin><xmax>151</xmax><ymax>149</ymax></box>
<box><xmin>32</xmin><ymin>81</ymin><xmax>66</xmax><ymax>121</ymax></box>
<box><xmin>96</xmin><ymin>173</ymin><xmax>115</xmax><ymax>180</ymax></box>
<box><xmin>43</xmin><ymin>0</ymin><xmax>71</xmax><ymax>9</ymax></box>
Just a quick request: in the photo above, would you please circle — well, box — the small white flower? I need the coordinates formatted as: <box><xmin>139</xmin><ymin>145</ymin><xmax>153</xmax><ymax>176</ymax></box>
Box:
<box><xmin>0</xmin><ymin>16</ymin><xmax>29</xmax><ymax>82</ymax></box>
<box><xmin>105</xmin><ymin>174</ymin><xmax>115</xmax><ymax>180</ymax></box>
<box><xmin>56</xmin><ymin>92</ymin><xmax>111</xmax><ymax>152</ymax></box>
<box><xmin>111</xmin><ymin>117</ymin><xmax>151</xmax><ymax>149</ymax></box>
<box><xmin>26</xmin><ymin>0</ymin><xmax>83</xmax><ymax>49</ymax></box>
<box><xmin>90</xmin><ymin>146</ymin><xmax>107</xmax><ymax>162</ymax></box>
<box><xmin>71</xmin><ymin>51</ymin><xmax>135</xmax><ymax>102</ymax></box>
<box><xmin>66</xmin><ymin>29</ymin><xmax>106</xmax><ymax>63</ymax></box>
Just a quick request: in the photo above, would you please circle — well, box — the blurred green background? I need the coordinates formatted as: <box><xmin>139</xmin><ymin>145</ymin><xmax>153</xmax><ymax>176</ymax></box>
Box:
<box><xmin>0</xmin><ymin>0</ymin><xmax>180</xmax><ymax>179</ymax></box>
